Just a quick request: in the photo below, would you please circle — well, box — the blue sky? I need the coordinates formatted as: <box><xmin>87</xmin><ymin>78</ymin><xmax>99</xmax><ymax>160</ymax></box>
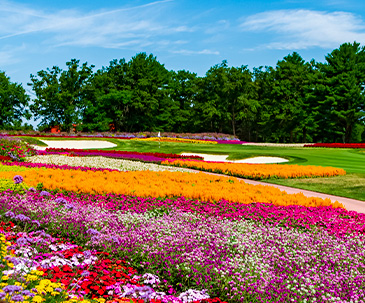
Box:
<box><xmin>1</xmin><ymin>0</ymin><xmax>365</xmax><ymax>121</ymax></box>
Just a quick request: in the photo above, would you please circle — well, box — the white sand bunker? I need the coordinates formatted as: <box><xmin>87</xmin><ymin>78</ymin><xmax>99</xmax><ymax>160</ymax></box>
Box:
<box><xmin>34</xmin><ymin>140</ymin><xmax>117</xmax><ymax>150</ymax></box>
<box><xmin>181</xmin><ymin>153</ymin><xmax>289</xmax><ymax>164</ymax></box>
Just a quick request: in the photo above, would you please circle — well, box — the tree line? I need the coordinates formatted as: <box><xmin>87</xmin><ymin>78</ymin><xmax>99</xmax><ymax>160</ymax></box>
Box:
<box><xmin>1</xmin><ymin>42</ymin><xmax>364</xmax><ymax>143</ymax></box>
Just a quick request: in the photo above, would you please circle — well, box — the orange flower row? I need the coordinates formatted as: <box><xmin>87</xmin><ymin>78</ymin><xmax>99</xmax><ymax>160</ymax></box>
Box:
<box><xmin>161</xmin><ymin>160</ymin><xmax>346</xmax><ymax>180</ymax></box>
<box><xmin>0</xmin><ymin>168</ymin><xmax>344</xmax><ymax>208</ymax></box>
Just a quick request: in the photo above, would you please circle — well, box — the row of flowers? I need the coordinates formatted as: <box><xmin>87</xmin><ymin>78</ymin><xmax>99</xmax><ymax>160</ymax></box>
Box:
<box><xmin>0</xmin><ymin>188</ymin><xmax>364</xmax><ymax>302</ymax></box>
<box><xmin>131</xmin><ymin>138</ymin><xmax>217</xmax><ymax>145</ymax></box>
<box><xmin>0</xmin><ymin>164</ymin><xmax>344</xmax><ymax>209</ymax></box>
<box><xmin>161</xmin><ymin>159</ymin><xmax>346</xmax><ymax>180</ymax></box>
<box><xmin>2</xmin><ymin>133</ymin><xmax>243</xmax><ymax>144</ymax></box>
<box><xmin>40</xmin><ymin>149</ymin><xmax>204</xmax><ymax>162</ymax></box>
<box><xmin>304</xmin><ymin>143</ymin><xmax>365</xmax><ymax>148</ymax></box>
<box><xmin>0</xmin><ymin>217</ymin><xmax>224</xmax><ymax>303</ymax></box>
<box><xmin>20</xmin><ymin>155</ymin><xmax>193</xmax><ymax>173</ymax></box>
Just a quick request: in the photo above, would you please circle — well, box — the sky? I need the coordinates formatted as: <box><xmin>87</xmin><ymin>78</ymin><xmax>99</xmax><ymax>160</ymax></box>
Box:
<box><xmin>1</xmin><ymin>0</ymin><xmax>365</xmax><ymax>126</ymax></box>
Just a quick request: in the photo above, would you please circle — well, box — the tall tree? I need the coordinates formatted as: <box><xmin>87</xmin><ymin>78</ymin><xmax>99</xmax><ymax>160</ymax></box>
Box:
<box><xmin>268</xmin><ymin>52</ymin><xmax>315</xmax><ymax>142</ymax></box>
<box><xmin>29</xmin><ymin>59</ymin><xmax>94</xmax><ymax>131</ymax></box>
<box><xmin>169</xmin><ymin>70</ymin><xmax>197</xmax><ymax>133</ymax></box>
<box><xmin>126</xmin><ymin>53</ymin><xmax>173</xmax><ymax>131</ymax></box>
<box><xmin>0</xmin><ymin>71</ymin><xmax>30</xmax><ymax>128</ymax></box>
<box><xmin>319</xmin><ymin>42</ymin><xmax>365</xmax><ymax>143</ymax></box>
<box><xmin>82</xmin><ymin>59</ymin><xmax>132</xmax><ymax>132</ymax></box>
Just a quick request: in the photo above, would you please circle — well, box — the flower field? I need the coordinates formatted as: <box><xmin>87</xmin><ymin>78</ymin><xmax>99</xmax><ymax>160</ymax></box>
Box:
<box><xmin>0</xmin><ymin>136</ymin><xmax>364</xmax><ymax>302</ymax></box>
<box><xmin>0</xmin><ymin>165</ymin><xmax>344</xmax><ymax>208</ymax></box>
<box><xmin>161</xmin><ymin>160</ymin><xmax>346</xmax><ymax>180</ymax></box>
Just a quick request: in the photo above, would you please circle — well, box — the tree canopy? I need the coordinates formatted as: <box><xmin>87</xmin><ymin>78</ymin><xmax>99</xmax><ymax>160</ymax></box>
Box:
<box><xmin>3</xmin><ymin>42</ymin><xmax>364</xmax><ymax>143</ymax></box>
<box><xmin>0</xmin><ymin>71</ymin><xmax>30</xmax><ymax>129</ymax></box>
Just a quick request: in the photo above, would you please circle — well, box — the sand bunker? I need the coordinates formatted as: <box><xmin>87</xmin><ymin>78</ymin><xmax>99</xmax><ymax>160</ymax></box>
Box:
<box><xmin>181</xmin><ymin>153</ymin><xmax>289</xmax><ymax>164</ymax></box>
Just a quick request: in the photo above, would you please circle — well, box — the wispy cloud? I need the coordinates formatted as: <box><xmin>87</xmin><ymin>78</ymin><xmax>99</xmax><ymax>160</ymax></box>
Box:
<box><xmin>240</xmin><ymin>9</ymin><xmax>365</xmax><ymax>50</ymax></box>
<box><xmin>0</xmin><ymin>0</ymin><xmax>192</xmax><ymax>50</ymax></box>
<box><xmin>171</xmin><ymin>49</ymin><xmax>220</xmax><ymax>55</ymax></box>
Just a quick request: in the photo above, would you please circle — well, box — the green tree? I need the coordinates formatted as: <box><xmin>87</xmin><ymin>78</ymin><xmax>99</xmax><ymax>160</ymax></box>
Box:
<box><xmin>319</xmin><ymin>42</ymin><xmax>365</xmax><ymax>143</ymax></box>
<box><xmin>169</xmin><ymin>70</ymin><xmax>197</xmax><ymax>133</ymax></box>
<box><xmin>126</xmin><ymin>53</ymin><xmax>173</xmax><ymax>131</ymax></box>
<box><xmin>268</xmin><ymin>52</ymin><xmax>315</xmax><ymax>142</ymax></box>
<box><xmin>0</xmin><ymin>71</ymin><xmax>30</xmax><ymax>129</ymax></box>
<box><xmin>29</xmin><ymin>59</ymin><xmax>94</xmax><ymax>131</ymax></box>
<box><xmin>82</xmin><ymin>59</ymin><xmax>132</xmax><ymax>132</ymax></box>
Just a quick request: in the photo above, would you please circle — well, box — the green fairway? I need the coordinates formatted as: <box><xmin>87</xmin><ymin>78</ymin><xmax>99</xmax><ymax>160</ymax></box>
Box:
<box><xmin>100</xmin><ymin>139</ymin><xmax>365</xmax><ymax>174</ymax></box>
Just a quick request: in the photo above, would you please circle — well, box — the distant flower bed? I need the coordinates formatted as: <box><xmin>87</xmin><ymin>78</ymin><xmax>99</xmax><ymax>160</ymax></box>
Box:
<box><xmin>304</xmin><ymin>143</ymin><xmax>365</xmax><ymax>148</ymax></box>
<box><xmin>132</xmin><ymin>137</ymin><xmax>217</xmax><ymax>145</ymax></box>
<box><xmin>2</xmin><ymin>131</ymin><xmax>243</xmax><ymax>143</ymax></box>
<box><xmin>39</xmin><ymin>148</ymin><xmax>204</xmax><ymax>162</ymax></box>
<box><xmin>162</xmin><ymin>159</ymin><xmax>346</xmax><ymax>180</ymax></box>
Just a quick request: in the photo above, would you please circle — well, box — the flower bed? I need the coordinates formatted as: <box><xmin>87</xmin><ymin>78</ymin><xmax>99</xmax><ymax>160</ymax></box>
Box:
<box><xmin>0</xmin><ymin>190</ymin><xmax>364</xmax><ymax>302</ymax></box>
<box><xmin>39</xmin><ymin>149</ymin><xmax>204</xmax><ymax>162</ymax></box>
<box><xmin>131</xmin><ymin>138</ymin><xmax>217</xmax><ymax>145</ymax></box>
<box><xmin>3</xmin><ymin>132</ymin><xmax>245</xmax><ymax>144</ymax></box>
<box><xmin>0</xmin><ymin>136</ymin><xmax>37</xmax><ymax>161</ymax></box>
<box><xmin>0</xmin><ymin>219</ymin><xmax>224</xmax><ymax>303</ymax></box>
<box><xmin>0</xmin><ymin>164</ymin><xmax>343</xmax><ymax>208</ymax></box>
<box><xmin>24</xmin><ymin>155</ymin><xmax>193</xmax><ymax>173</ymax></box>
<box><xmin>304</xmin><ymin>143</ymin><xmax>365</xmax><ymax>148</ymax></box>
<box><xmin>161</xmin><ymin>159</ymin><xmax>346</xmax><ymax>180</ymax></box>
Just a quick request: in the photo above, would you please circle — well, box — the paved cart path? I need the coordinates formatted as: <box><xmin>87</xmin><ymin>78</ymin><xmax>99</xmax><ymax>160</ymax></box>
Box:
<box><xmin>200</xmin><ymin>171</ymin><xmax>365</xmax><ymax>213</ymax></box>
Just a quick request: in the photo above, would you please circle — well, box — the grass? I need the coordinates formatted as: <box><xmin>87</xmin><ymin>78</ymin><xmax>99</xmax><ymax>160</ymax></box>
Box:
<box><xmin>265</xmin><ymin>174</ymin><xmax>365</xmax><ymax>201</ymax></box>
<box><xmin>23</xmin><ymin>136</ymin><xmax>365</xmax><ymax>201</ymax></box>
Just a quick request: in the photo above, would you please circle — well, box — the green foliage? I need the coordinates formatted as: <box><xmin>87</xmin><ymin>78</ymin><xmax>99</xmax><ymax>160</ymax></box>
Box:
<box><xmin>319</xmin><ymin>42</ymin><xmax>365</xmax><ymax>143</ymax></box>
<box><xmin>0</xmin><ymin>71</ymin><xmax>31</xmax><ymax>128</ymax></box>
<box><xmin>29</xmin><ymin>59</ymin><xmax>94</xmax><ymax>132</ymax></box>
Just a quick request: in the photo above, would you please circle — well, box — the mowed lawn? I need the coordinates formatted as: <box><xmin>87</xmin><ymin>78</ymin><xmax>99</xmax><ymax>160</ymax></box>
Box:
<box><xmin>23</xmin><ymin>136</ymin><xmax>365</xmax><ymax>201</ymax></box>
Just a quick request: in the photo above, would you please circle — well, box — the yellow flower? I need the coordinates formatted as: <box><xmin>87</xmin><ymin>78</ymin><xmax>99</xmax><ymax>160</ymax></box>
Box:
<box><xmin>32</xmin><ymin>295</ymin><xmax>43</xmax><ymax>303</ymax></box>
<box><xmin>2</xmin><ymin>275</ymin><xmax>9</xmax><ymax>281</ymax></box>
<box><xmin>25</xmin><ymin>275</ymin><xmax>39</xmax><ymax>282</ymax></box>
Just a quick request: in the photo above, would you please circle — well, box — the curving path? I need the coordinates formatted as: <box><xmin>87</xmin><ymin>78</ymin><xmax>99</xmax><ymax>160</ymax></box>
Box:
<box><xmin>193</xmin><ymin>170</ymin><xmax>365</xmax><ymax>213</ymax></box>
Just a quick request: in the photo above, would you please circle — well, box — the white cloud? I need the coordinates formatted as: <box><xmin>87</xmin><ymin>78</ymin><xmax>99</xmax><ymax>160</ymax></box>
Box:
<box><xmin>171</xmin><ymin>49</ymin><xmax>220</xmax><ymax>55</ymax></box>
<box><xmin>0</xmin><ymin>0</ymin><xmax>193</xmax><ymax>50</ymax></box>
<box><xmin>240</xmin><ymin>9</ymin><xmax>365</xmax><ymax>50</ymax></box>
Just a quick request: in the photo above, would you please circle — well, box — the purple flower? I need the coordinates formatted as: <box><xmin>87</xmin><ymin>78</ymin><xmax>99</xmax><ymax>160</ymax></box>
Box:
<box><xmin>14</xmin><ymin>214</ymin><xmax>31</xmax><ymax>222</ymax></box>
<box><xmin>28</xmin><ymin>187</ymin><xmax>36</xmax><ymax>193</ymax></box>
<box><xmin>13</xmin><ymin>175</ymin><xmax>24</xmax><ymax>184</ymax></box>
<box><xmin>55</xmin><ymin>197</ymin><xmax>67</xmax><ymax>204</ymax></box>
<box><xmin>31</xmin><ymin>220</ymin><xmax>40</xmax><ymax>227</ymax></box>
<box><xmin>86</xmin><ymin>228</ymin><xmax>100</xmax><ymax>236</ymax></box>
<box><xmin>40</xmin><ymin>191</ymin><xmax>50</xmax><ymax>197</ymax></box>
<box><xmin>81</xmin><ymin>270</ymin><xmax>90</xmax><ymax>277</ymax></box>
<box><xmin>16</xmin><ymin>237</ymin><xmax>29</xmax><ymax>246</ymax></box>
<box><xmin>4</xmin><ymin>211</ymin><xmax>15</xmax><ymax>218</ymax></box>
<box><xmin>11</xmin><ymin>294</ymin><xmax>24</xmax><ymax>302</ymax></box>
<box><xmin>65</xmin><ymin>204</ymin><xmax>74</xmax><ymax>210</ymax></box>
<box><xmin>3</xmin><ymin>285</ymin><xmax>22</xmax><ymax>293</ymax></box>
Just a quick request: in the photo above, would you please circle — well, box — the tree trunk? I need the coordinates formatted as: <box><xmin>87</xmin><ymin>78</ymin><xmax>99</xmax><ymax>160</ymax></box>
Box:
<box><xmin>302</xmin><ymin>127</ymin><xmax>307</xmax><ymax>143</ymax></box>
<box><xmin>232</xmin><ymin>104</ymin><xmax>236</xmax><ymax>136</ymax></box>
<box><xmin>345</xmin><ymin>124</ymin><xmax>353</xmax><ymax>143</ymax></box>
